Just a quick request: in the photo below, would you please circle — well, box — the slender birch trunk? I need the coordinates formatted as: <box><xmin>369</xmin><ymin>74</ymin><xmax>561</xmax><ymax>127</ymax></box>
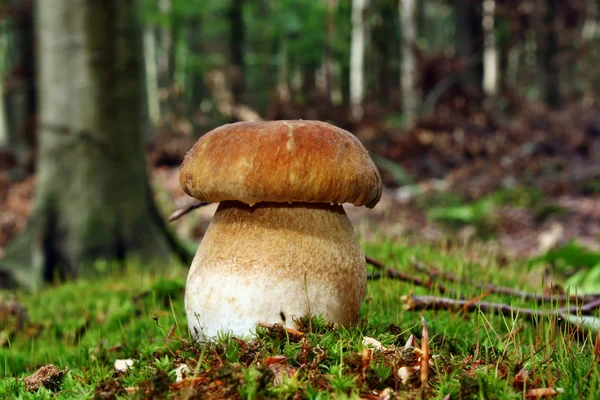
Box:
<box><xmin>400</xmin><ymin>0</ymin><xmax>418</xmax><ymax>126</ymax></box>
<box><xmin>482</xmin><ymin>0</ymin><xmax>498</xmax><ymax>96</ymax></box>
<box><xmin>350</xmin><ymin>0</ymin><xmax>368</xmax><ymax>121</ymax></box>
<box><xmin>144</xmin><ymin>27</ymin><xmax>160</xmax><ymax>124</ymax></box>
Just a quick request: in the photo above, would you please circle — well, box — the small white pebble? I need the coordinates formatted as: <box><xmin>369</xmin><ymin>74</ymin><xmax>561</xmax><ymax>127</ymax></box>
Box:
<box><xmin>175</xmin><ymin>364</ymin><xmax>191</xmax><ymax>382</ymax></box>
<box><xmin>362</xmin><ymin>336</ymin><xmax>386</xmax><ymax>351</ymax></box>
<box><xmin>397</xmin><ymin>366</ymin><xmax>412</xmax><ymax>384</ymax></box>
<box><xmin>379</xmin><ymin>387</ymin><xmax>394</xmax><ymax>400</ymax></box>
<box><xmin>114</xmin><ymin>359</ymin><xmax>134</xmax><ymax>373</ymax></box>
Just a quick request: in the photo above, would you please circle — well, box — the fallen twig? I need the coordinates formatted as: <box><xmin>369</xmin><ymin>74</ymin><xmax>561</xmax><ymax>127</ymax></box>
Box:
<box><xmin>258</xmin><ymin>322</ymin><xmax>305</xmax><ymax>338</ymax></box>
<box><xmin>367</xmin><ymin>255</ymin><xmax>600</xmax><ymax>318</ymax></box>
<box><xmin>366</xmin><ymin>272</ymin><xmax>383</xmax><ymax>280</ymax></box>
<box><xmin>411</xmin><ymin>258</ymin><xmax>597</xmax><ymax>305</ymax></box>
<box><xmin>420</xmin><ymin>317</ymin><xmax>430</xmax><ymax>387</ymax></box>
<box><xmin>365</xmin><ymin>256</ymin><xmax>454</xmax><ymax>296</ymax></box>
<box><xmin>558</xmin><ymin>298</ymin><xmax>600</xmax><ymax>315</ymax></box>
<box><xmin>168</xmin><ymin>201</ymin><xmax>210</xmax><ymax>222</ymax></box>
<box><xmin>402</xmin><ymin>295</ymin><xmax>600</xmax><ymax>321</ymax></box>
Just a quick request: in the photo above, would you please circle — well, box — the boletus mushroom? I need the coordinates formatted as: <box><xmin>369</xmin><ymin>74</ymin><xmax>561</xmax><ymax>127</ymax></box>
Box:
<box><xmin>180</xmin><ymin>120</ymin><xmax>382</xmax><ymax>339</ymax></box>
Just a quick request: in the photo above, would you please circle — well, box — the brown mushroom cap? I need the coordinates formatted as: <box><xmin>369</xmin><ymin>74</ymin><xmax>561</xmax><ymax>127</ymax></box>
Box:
<box><xmin>179</xmin><ymin>120</ymin><xmax>382</xmax><ymax>208</ymax></box>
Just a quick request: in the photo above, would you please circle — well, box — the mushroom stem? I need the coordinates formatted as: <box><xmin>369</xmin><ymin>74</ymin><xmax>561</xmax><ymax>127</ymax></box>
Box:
<box><xmin>185</xmin><ymin>200</ymin><xmax>367</xmax><ymax>339</ymax></box>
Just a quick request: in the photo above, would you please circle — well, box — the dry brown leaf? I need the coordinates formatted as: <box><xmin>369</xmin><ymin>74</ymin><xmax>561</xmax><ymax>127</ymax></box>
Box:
<box><xmin>525</xmin><ymin>387</ymin><xmax>563</xmax><ymax>398</ymax></box>
<box><xmin>263</xmin><ymin>355</ymin><xmax>287</xmax><ymax>366</ymax></box>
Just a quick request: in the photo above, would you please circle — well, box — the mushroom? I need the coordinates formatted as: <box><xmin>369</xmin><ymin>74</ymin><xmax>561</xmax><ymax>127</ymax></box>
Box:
<box><xmin>180</xmin><ymin>120</ymin><xmax>382</xmax><ymax>339</ymax></box>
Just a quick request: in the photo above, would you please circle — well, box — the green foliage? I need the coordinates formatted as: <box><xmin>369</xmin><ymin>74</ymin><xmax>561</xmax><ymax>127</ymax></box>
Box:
<box><xmin>565</xmin><ymin>262</ymin><xmax>600</xmax><ymax>294</ymax></box>
<box><xmin>372</xmin><ymin>155</ymin><xmax>414</xmax><ymax>186</ymax></box>
<box><xmin>1</xmin><ymin>240</ymin><xmax>599</xmax><ymax>398</ymax></box>
<box><xmin>537</xmin><ymin>242</ymin><xmax>600</xmax><ymax>294</ymax></box>
<box><xmin>421</xmin><ymin>187</ymin><xmax>569</xmax><ymax>239</ymax></box>
<box><xmin>539</xmin><ymin>242</ymin><xmax>600</xmax><ymax>270</ymax></box>
<box><xmin>324</xmin><ymin>363</ymin><xmax>356</xmax><ymax>394</ymax></box>
<box><xmin>428</xmin><ymin>196</ymin><xmax>496</xmax><ymax>226</ymax></box>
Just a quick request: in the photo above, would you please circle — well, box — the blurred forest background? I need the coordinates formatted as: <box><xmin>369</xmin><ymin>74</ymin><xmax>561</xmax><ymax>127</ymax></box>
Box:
<box><xmin>0</xmin><ymin>0</ymin><xmax>599</xmax><ymax>287</ymax></box>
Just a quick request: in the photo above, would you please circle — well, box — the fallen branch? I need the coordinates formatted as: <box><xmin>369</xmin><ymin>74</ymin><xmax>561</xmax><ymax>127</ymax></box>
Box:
<box><xmin>411</xmin><ymin>258</ymin><xmax>596</xmax><ymax>305</ymax></box>
<box><xmin>168</xmin><ymin>201</ymin><xmax>210</xmax><ymax>222</ymax></box>
<box><xmin>402</xmin><ymin>295</ymin><xmax>600</xmax><ymax>320</ymax></box>
<box><xmin>366</xmin><ymin>256</ymin><xmax>454</xmax><ymax>296</ymax></box>
<box><xmin>366</xmin><ymin>272</ymin><xmax>384</xmax><ymax>280</ymax></box>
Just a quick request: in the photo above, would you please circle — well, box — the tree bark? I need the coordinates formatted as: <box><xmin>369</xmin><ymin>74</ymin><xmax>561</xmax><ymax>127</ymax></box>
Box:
<box><xmin>143</xmin><ymin>26</ymin><xmax>160</xmax><ymax>125</ymax></box>
<box><xmin>157</xmin><ymin>0</ymin><xmax>176</xmax><ymax>87</ymax></box>
<box><xmin>187</xmin><ymin>16</ymin><xmax>205</xmax><ymax>108</ymax></box>
<box><xmin>0</xmin><ymin>54</ymin><xmax>8</xmax><ymax>148</ymax></box>
<box><xmin>0</xmin><ymin>0</ymin><xmax>184</xmax><ymax>289</ymax></box>
<box><xmin>455</xmin><ymin>0</ymin><xmax>483</xmax><ymax>90</ymax></box>
<box><xmin>538</xmin><ymin>0</ymin><xmax>561</xmax><ymax>108</ymax></box>
<box><xmin>322</xmin><ymin>0</ymin><xmax>338</xmax><ymax>102</ymax></box>
<box><xmin>350</xmin><ymin>0</ymin><xmax>368</xmax><ymax>120</ymax></box>
<box><xmin>482</xmin><ymin>0</ymin><xmax>498</xmax><ymax>96</ymax></box>
<box><xmin>400</xmin><ymin>0</ymin><xmax>418</xmax><ymax>126</ymax></box>
<box><xmin>5</xmin><ymin>0</ymin><xmax>36</xmax><ymax>169</ymax></box>
<box><xmin>229</xmin><ymin>0</ymin><xmax>245</xmax><ymax>107</ymax></box>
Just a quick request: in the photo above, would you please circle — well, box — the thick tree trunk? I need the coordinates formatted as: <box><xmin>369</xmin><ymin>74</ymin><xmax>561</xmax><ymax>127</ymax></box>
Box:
<box><xmin>350</xmin><ymin>0</ymin><xmax>368</xmax><ymax>120</ymax></box>
<box><xmin>400</xmin><ymin>0</ymin><xmax>418</xmax><ymax>126</ymax></box>
<box><xmin>0</xmin><ymin>0</ymin><xmax>183</xmax><ymax>289</ymax></box>
<box><xmin>5</xmin><ymin>0</ymin><xmax>36</xmax><ymax>169</ymax></box>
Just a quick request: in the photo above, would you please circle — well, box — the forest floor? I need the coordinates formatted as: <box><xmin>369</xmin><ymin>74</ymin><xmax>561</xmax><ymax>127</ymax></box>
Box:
<box><xmin>2</xmin><ymin>168</ymin><xmax>600</xmax><ymax>398</ymax></box>
<box><xmin>1</xmin><ymin>101</ymin><xmax>600</xmax><ymax>398</ymax></box>
<box><xmin>0</xmin><ymin>234</ymin><xmax>599</xmax><ymax>399</ymax></box>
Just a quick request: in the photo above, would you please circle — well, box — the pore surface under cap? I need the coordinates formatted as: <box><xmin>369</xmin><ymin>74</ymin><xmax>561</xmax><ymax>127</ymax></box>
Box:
<box><xmin>179</xmin><ymin>120</ymin><xmax>382</xmax><ymax>208</ymax></box>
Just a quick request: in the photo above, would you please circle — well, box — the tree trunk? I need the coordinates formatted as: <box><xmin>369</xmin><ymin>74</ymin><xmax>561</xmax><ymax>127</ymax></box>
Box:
<box><xmin>538</xmin><ymin>0</ymin><xmax>561</xmax><ymax>108</ymax></box>
<box><xmin>0</xmin><ymin>45</ymin><xmax>8</xmax><ymax>148</ymax></box>
<box><xmin>229</xmin><ymin>0</ymin><xmax>245</xmax><ymax>107</ymax></box>
<box><xmin>0</xmin><ymin>85</ymin><xmax>7</xmax><ymax>149</ymax></box>
<box><xmin>400</xmin><ymin>0</ymin><xmax>418</xmax><ymax>126</ymax></box>
<box><xmin>350</xmin><ymin>0</ymin><xmax>368</xmax><ymax>120</ymax></box>
<box><xmin>157</xmin><ymin>0</ymin><xmax>176</xmax><ymax>87</ymax></box>
<box><xmin>482</xmin><ymin>0</ymin><xmax>498</xmax><ymax>96</ymax></box>
<box><xmin>143</xmin><ymin>26</ymin><xmax>160</xmax><ymax>125</ymax></box>
<box><xmin>322</xmin><ymin>0</ymin><xmax>337</xmax><ymax>102</ymax></box>
<box><xmin>582</xmin><ymin>0</ymin><xmax>598</xmax><ymax>41</ymax></box>
<box><xmin>0</xmin><ymin>0</ymin><xmax>184</xmax><ymax>289</ymax></box>
<box><xmin>187</xmin><ymin>16</ymin><xmax>205</xmax><ymax>108</ymax></box>
<box><xmin>5</xmin><ymin>0</ymin><xmax>36</xmax><ymax>169</ymax></box>
<box><xmin>455</xmin><ymin>0</ymin><xmax>483</xmax><ymax>91</ymax></box>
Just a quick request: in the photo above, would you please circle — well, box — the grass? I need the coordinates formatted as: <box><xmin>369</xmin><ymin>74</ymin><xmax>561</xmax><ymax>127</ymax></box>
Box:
<box><xmin>1</xmin><ymin>238</ymin><xmax>599</xmax><ymax>399</ymax></box>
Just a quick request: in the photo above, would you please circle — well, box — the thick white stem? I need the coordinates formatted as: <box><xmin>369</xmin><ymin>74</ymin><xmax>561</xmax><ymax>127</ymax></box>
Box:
<box><xmin>185</xmin><ymin>201</ymin><xmax>366</xmax><ymax>339</ymax></box>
